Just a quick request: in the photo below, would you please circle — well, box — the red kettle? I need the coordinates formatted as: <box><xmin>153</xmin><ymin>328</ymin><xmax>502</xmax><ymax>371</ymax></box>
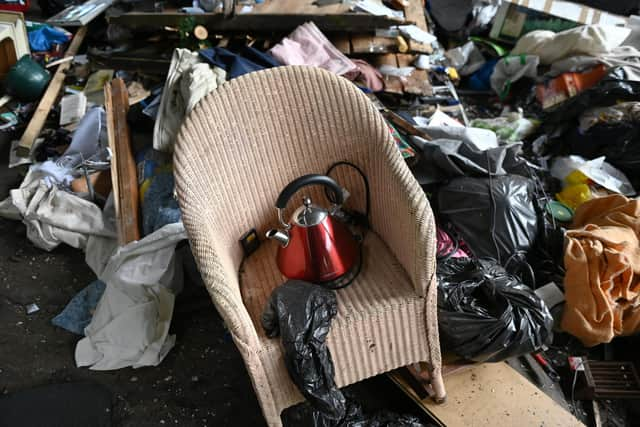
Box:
<box><xmin>266</xmin><ymin>174</ymin><xmax>359</xmax><ymax>283</ymax></box>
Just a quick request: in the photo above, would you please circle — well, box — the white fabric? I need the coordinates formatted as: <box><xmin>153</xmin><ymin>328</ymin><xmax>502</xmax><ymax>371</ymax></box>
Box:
<box><xmin>512</xmin><ymin>25</ymin><xmax>632</xmax><ymax>65</ymax></box>
<box><xmin>76</xmin><ymin>222</ymin><xmax>187</xmax><ymax>370</ymax></box>
<box><xmin>153</xmin><ymin>49</ymin><xmax>225</xmax><ymax>152</ymax></box>
<box><xmin>0</xmin><ymin>167</ymin><xmax>115</xmax><ymax>251</ymax></box>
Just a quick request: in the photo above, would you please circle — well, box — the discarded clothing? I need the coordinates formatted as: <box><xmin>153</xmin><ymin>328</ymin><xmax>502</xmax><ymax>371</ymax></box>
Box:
<box><xmin>142</xmin><ymin>172</ymin><xmax>181</xmax><ymax>236</ymax></box>
<box><xmin>437</xmin><ymin>227</ymin><xmax>470</xmax><ymax>259</ymax></box>
<box><xmin>490</xmin><ymin>54</ymin><xmax>539</xmax><ymax>98</ymax></box>
<box><xmin>262</xmin><ymin>280</ymin><xmax>345</xmax><ymax>421</ymax></box>
<box><xmin>76</xmin><ymin>222</ymin><xmax>187</xmax><ymax>370</ymax></box>
<box><xmin>270</xmin><ymin>22</ymin><xmax>356</xmax><ymax>76</ymax></box>
<box><xmin>52</xmin><ymin>280</ymin><xmax>106</xmax><ymax>335</ymax></box>
<box><xmin>198</xmin><ymin>46</ymin><xmax>280</xmax><ymax>79</ymax></box>
<box><xmin>562</xmin><ymin>195</ymin><xmax>640</xmax><ymax>346</ymax></box>
<box><xmin>344</xmin><ymin>59</ymin><xmax>384</xmax><ymax>92</ymax></box>
<box><xmin>153</xmin><ymin>49</ymin><xmax>226</xmax><ymax>152</ymax></box>
<box><xmin>0</xmin><ymin>168</ymin><xmax>116</xmax><ymax>251</ymax></box>
<box><xmin>438</xmin><ymin>257</ymin><xmax>553</xmax><ymax>362</ymax></box>
<box><xmin>28</xmin><ymin>25</ymin><xmax>70</xmax><ymax>52</ymax></box>
<box><xmin>512</xmin><ymin>25</ymin><xmax>632</xmax><ymax>65</ymax></box>
<box><xmin>437</xmin><ymin>175</ymin><xmax>538</xmax><ymax>263</ymax></box>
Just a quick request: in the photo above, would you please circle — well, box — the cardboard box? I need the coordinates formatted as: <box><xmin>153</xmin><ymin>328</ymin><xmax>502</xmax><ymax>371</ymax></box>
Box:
<box><xmin>490</xmin><ymin>0</ymin><xmax>628</xmax><ymax>43</ymax></box>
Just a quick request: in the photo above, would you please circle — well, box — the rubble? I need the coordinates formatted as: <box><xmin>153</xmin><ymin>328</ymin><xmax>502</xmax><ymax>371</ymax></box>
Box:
<box><xmin>0</xmin><ymin>0</ymin><xmax>639</xmax><ymax>426</ymax></box>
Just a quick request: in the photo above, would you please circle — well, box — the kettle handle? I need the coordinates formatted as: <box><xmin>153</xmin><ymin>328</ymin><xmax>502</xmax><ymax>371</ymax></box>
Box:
<box><xmin>276</xmin><ymin>174</ymin><xmax>344</xmax><ymax>209</ymax></box>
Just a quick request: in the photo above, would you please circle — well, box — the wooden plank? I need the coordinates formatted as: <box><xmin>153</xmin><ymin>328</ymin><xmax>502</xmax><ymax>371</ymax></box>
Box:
<box><xmin>329</xmin><ymin>35</ymin><xmax>351</xmax><ymax>55</ymax></box>
<box><xmin>350</xmin><ymin>34</ymin><xmax>397</xmax><ymax>54</ymax></box>
<box><xmin>402</xmin><ymin>0</ymin><xmax>433</xmax><ymax>54</ymax></box>
<box><xmin>389</xmin><ymin>363</ymin><xmax>584</xmax><ymax>427</ymax></box>
<box><xmin>16</xmin><ymin>26</ymin><xmax>87</xmax><ymax>157</ymax></box>
<box><xmin>108</xmin><ymin>10</ymin><xmax>404</xmax><ymax>32</ymax></box>
<box><xmin>371</xmin><ymin>53</ymin><xmax>403</xmax><ymax>95</ymax></box>
<box><xmin>397</xmin><ymin>53</ymin><xmax>431</xmax><ymax>95</ymax></box>
<box><xmin>105</xmin><ymin>78</ymin><xmax>140</xmax><ymax>245</ymax></box>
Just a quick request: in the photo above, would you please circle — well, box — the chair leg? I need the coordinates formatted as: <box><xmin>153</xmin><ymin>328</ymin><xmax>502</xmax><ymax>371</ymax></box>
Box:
<box><xmin>409</xmin><ymin>362</ymin><xmax>447</xmax><ymax>403</ymax></box>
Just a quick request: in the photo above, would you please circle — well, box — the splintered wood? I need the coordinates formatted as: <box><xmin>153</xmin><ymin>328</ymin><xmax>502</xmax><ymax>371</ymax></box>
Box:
<box><xmin>105</xmin><ymin>78</ymin><xmax>140</xmax><ymax>245</ymax></box>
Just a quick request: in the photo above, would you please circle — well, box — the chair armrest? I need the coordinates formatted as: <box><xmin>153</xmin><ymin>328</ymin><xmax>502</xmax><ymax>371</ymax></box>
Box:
<box><xmin>369</xmin><ymin>139</ymin><xmax>437</xmax><ymax>298</ymax></box>
<box><xmin>183</xmin><ymin>214</ymin><xmax>260</xmax><ymax>349</ymax></box>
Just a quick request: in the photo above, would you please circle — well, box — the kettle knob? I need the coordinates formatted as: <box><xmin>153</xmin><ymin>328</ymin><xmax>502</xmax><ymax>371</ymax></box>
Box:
<box><xmin>303</xmin><ymin>197</ymin><xmax>312</xmax><ymax>209</ymax></box>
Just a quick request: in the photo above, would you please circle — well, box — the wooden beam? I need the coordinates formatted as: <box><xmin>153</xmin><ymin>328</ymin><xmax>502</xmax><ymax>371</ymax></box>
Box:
<box><xmin>105</xmin><ymin>78</ymin><xmax>141</xmax><ymax>245</ymax></box>
<box><xmin>16</xmin><ymin>26</ymin><xmax>87</xmax><ymax>157</ymax></box>
<box><xmin>108</xmin><ymin>11</ymin><xmax>405</xmax><ymax>32</ymax></box>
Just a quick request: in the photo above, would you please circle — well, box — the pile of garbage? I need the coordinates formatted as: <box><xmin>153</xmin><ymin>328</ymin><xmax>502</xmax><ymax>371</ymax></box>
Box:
<box><xmin>1</xmin><ymin>0</ymin><xmax>640</xmax><ymax>424</ymax></box>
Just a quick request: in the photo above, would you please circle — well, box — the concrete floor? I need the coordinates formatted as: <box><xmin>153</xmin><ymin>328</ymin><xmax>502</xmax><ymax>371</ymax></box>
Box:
<box><xmin>0</xmin><ymin>133</ymin><xmax>427</xmax><ymax>426</ymax></box>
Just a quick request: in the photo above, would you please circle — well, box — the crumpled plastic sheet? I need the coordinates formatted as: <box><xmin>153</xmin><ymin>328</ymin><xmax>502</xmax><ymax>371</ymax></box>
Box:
<box><xmin>411</xmin><ymin>137</ymin><xmax>528</xmax><ymax>185</ymax></box>
<box><xmin>437</xmin><ymin>175</ymin><xmax>538</xmax><ymax>263</ymax></box>
<box><xmin>261</xmin><ymin>280</ymin><xmax>345</xmax><ymax>421</ymax></box>
<box><xmin>490</xmin><ymin>54</ymin><xmax>539</xmax><ymax>97</ymax></box>
<box><xmin>437</xmin><ymin>257</ymin><xmax>553</xmax><ymax>362</ymax></box>
<box><xmin>0</xmin><ymin>167</ymin><xmax>116</xmax><ymax>251</ymax></box>
<box><xmin>75</xmin><ymin>222</ymin><xmax>187</xmax><ymax>370</ymax></box>
<box><xmin>551</xmin><ymin>155</ymin><xmax>635</xmax><ymax>196</ymax></box>
<box><xmin>28</xmin><ymin>25</ymin><xmax>70</xmax><ymax>52</ymax></box>
<box><xmin>282</xmin><ymin>398</ymin><xmax>427</xmax><ymax>427</ymax></box>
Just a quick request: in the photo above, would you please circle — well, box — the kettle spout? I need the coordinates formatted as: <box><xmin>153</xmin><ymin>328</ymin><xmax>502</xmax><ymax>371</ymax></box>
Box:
<box><xmin>266</xmin><ymin>229</ymin><xmax>290</xmax><ymax>247</ymax></box>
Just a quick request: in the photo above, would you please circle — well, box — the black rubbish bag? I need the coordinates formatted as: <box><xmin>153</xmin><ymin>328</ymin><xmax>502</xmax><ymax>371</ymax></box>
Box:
<box><xmin>261</xmin><ymin>280</ymin><xmax>346</xmax><ymax>421</ymax></box>
<box><xmin>282</xmin><ymin>398</ymin><xmax>427</xmax><ymax>427</ymax></box>
<box><xmin>437</xmin><ymin>175</ymin><xmax>538</xmax><ymax>263</ymax></box>
<box><xmin>437</xmin><ymin>257</ymin><xmax>553</xmax><ymax>362</ymax></box>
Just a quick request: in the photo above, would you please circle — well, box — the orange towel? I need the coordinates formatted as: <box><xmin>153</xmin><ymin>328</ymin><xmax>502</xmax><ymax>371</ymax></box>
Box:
<box><xmin>562</xmin><ymin>195</ymin><xmax>640</xmax><ymax>346</ymax></box>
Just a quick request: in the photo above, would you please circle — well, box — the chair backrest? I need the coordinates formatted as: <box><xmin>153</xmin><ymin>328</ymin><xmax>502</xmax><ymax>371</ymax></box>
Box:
<box><xmin>175</xmin><ymin>66</ymin><xmax>397</xmax><ymax>271</ymax></box>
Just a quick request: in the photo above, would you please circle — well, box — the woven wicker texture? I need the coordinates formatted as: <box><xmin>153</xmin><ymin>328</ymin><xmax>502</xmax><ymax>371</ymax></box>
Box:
<box><xmin>174</xmin><ymin>65</ymin><xmax>444</xmax><ymax>426</ymax></box>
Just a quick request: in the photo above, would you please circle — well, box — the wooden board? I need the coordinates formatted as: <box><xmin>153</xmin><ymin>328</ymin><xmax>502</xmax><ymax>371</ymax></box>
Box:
<box><xmin>108</xmin><ymin>0</ymin><xmax>404</xmax><ymax>32</ymax></box>
<box><xmin>389</xmin><ymin>363</ymin><xmax>584</xmax><ymax>427</ymax></box>
<box><xmin>105</xmin><ymin>78</ymin><xmax>140</xmax><ymax>245</ymax></box>
<box><xmin>16</xmin><ymin>26</ymin><xmax>87</xmax><ymax>157</ymax></box>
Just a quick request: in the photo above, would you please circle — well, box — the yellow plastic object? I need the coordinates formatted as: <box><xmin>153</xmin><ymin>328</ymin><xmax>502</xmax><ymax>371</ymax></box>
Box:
<box><xmin>446</xmin><ymin>67</ymin><xmax>460</xmax><ymax>82</ymax></box>
<box><xmin>396</xmin><ymin>36</ymin><xmax>408</xmax><ymax>53</ymax></box>
<box><xmin>556</xmin><ymin>184</ymin><xmax>592</xmax><ymax>210</ymax></box>
<box><xmin>565</xmin><ymin>170</ymin><xmax>590</xmax><ymax>186</ymax></box>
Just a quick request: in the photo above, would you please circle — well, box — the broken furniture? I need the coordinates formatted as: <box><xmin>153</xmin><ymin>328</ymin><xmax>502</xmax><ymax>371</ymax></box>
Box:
<box><xmin>0</xmin><ymin>11</ymin><xmax>29</xmax><ymax>79</ymax></box>
<box><xmin>174</xmin><ymin>65</ymin><xmax>445</xmax><ymax>426</ymax></box>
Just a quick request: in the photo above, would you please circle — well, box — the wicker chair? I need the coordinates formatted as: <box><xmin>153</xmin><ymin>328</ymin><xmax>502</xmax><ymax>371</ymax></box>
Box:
<box><xmin>174</xmin><ymin>66</ymin><xmax>445</xmax><ymax>426</ymax></box>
